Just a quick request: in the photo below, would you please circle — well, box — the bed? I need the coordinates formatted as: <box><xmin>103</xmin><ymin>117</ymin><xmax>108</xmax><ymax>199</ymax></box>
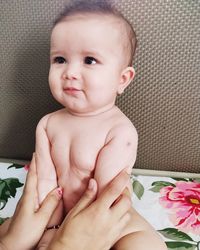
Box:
<box><xmin>0</xmin><ymin>1</ymin><xmax>199</xmax><ymax>249</ymax></box>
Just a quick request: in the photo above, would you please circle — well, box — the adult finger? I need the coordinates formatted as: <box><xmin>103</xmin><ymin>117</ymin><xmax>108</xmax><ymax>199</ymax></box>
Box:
<box><xmin>111</xmin><ymin>192</ymin><xmax>132</xmax><ymax>219</ymax></box>
<box><xmin>70</xmin><ymin>179</ymin><xmax>97</xmax><ymax>217</ymax></box>
<box><xmin>114</xmin><ymin>211</ymin><xmax>132</xmax><ymax>241</ymax></box>
<box><xmin>97</xmin><ymin>171</ymin><xmax>129</xmax><ymax>209</ymax></box>
<box><xmin>36</xmin><ymin>187</ymin><xmax>63</xmax><ymax>225</ymax></box>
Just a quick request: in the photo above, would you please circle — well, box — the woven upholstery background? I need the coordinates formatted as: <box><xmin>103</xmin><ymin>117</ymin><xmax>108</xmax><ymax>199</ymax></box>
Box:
<box><xmin>0</xmin><ymin>0</ymin><xmax>199</xmax><ymax>172</ymax></box>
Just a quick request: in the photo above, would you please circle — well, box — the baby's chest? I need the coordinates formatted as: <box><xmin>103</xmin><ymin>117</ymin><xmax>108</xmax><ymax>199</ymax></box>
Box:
<box><xmin>71</xmin><ymin>133</ymin><xmax>104</xmax><ymax>167</ymax></box>
<box><xmin>50</xmin><ymin>129</ymin><xmax>107</xmax><ymax>173</ymax></box>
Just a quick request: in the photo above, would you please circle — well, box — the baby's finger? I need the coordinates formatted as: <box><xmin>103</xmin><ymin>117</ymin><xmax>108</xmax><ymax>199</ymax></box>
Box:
<box><xmin>70</xmin><ymin>179</ymin><xmax>97</xmax><ymax>217</ymax></box>
<box><xmin>97</xmin><ymin>171</ymin><xmax>129</xmax><ymax>209</ymax></box>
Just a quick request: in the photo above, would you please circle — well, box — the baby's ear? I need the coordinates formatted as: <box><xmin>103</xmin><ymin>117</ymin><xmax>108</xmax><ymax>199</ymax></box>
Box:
<box><xmin>117</xmin><ymin>67</ymin><xmax>135</xmax><ymax>94</ymax></box>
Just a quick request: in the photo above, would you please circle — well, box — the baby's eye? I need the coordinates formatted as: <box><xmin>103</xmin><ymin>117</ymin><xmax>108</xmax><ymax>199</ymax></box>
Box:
<box><xmin>54</xmin><ymin>56</ymin><xmax>66</xmax><ymax>64</ymax></box>
<box><xmin>84</xmin><ymin>57</ymin><xmax>97</xmax><ymax>65</ymax></box>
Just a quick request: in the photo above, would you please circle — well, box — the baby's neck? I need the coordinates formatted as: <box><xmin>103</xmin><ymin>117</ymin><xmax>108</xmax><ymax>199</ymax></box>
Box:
<box><xmin>67</xmin><ymin>104</ymin><xmax>117</xmax><ymax>117</ymax></box>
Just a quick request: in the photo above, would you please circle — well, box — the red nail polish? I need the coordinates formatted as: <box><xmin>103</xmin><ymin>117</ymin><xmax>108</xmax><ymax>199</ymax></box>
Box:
<box><xmin>24</xmin><ymin>164</ymin><xmax>30</xmax><ymax>171</ymax></box>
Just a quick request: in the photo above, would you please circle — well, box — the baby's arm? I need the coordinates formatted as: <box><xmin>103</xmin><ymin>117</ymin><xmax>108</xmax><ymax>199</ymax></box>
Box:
<box><xmin>35</xmin><ymin>114</ymin><xmax>64</xmax><ymax>250</ymax></box>
<box><xmin>35</xmin><ymin>114</ymin><xmax>57</xmax><ymax>203</ymax></box>
<box><xmin>36</xmin><ymin>115</ymin><xmax>63</xmax><ymax>226</ymax></box>
<box><xmin>94</xmin><ymin>123</ymin><xmax>167</xmax><ymax>250</ymax></box>
<box><xmin>94</xmin><ymin>123</ymin><xmax>138</xmax><ymax>195</ymax></box>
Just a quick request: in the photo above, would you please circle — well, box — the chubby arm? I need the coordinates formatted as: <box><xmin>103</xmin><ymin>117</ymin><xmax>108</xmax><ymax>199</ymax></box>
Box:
<box><xmin>35</xmin><ymin>114</ymin><xmax>57</xmax><ymax>203</ymax></box>
<box><xmin>94</xmin><ymin>124</ymin><xmax>138</xmax><ymax>196</ymax></box>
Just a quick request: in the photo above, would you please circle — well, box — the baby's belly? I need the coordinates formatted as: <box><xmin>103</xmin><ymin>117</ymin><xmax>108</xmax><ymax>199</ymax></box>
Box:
<box><xmin>51</xmin><ymin>145</ymin><xmax>98</xmax><ymax>212</ymax></box>
<box><xmin>58</xmin><ymin>169</ymin><xmax>92</xmax><ymax>212</ymax></box>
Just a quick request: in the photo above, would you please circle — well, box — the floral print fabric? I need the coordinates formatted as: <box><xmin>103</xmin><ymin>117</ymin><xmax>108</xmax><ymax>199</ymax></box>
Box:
<box><xmin>159</xmin><ymin>181</ymin><xmax>200</xmax><ymax>235</ymax></box>
<box><xmin>0</xmin><ymin>162</ymin><xmax>200</xmax><ymax>249</ymax></box>
<box><xmin>132</xmin><ymin>175</ymin><xmax>200</xmax><ymax>249</ymax></box>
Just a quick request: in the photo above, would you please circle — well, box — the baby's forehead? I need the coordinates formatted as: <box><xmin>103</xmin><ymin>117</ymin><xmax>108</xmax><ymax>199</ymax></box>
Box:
<box><xmin>56</xmin><ymin>13</ymin><xmax>128</xmax><ymax>47</ymax></box>
<box><xmin>60</xmin><ymin>12</ymin><xmax>126</xmax><ymax>32</ymax></box>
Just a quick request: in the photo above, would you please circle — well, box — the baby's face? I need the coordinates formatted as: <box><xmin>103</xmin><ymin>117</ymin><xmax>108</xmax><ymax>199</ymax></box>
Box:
<box><xmin>49</xmin><ymin>14</ymin><xmax>130</xmax><ymax>115</ymax></box>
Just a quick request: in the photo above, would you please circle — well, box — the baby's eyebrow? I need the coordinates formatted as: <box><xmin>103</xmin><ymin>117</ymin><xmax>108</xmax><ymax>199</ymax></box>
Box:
<box><xmin>50</xmin><ymin>50</ymin><xmax>63</xmax><ymax>56</ymax></box>
<box><xmin>82</xmin><ymin>50</ymin><xmax>104</xmax><ymax>59</ymax></box>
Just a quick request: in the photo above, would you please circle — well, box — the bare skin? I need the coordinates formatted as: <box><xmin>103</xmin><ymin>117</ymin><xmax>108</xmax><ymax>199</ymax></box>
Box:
<box><xmin>36</xmin><ymin>107</ymin><xmax>137</xmax><ymax>211</ymax></box>
<box><xmin>36</xmin><ymin>14</ymin><xmax>167</xmax><ymax>250</ymax></box>
<box><xmin>48</xmin><ymin>177</ymin><xmax>166</xmax><ymax>250</ymax></box>
<box><xmin>0</xmin><ymin>155</ymin><xmax>136</xmax><ymax>250</ymax></box>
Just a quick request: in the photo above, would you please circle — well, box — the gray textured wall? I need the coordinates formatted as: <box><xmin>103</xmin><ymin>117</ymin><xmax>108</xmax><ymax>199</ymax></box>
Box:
<box><xmin>0</xmin><ymin>0</ymin><xmax>199</xmax><ymax>172</ymax></box>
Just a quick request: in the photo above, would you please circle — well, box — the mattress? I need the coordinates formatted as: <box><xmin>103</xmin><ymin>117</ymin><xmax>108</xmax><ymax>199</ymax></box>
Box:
<box><xmin>0</xmin><ymin>161</ymin><xmax>200</xmax><ymax>249</ymax></box>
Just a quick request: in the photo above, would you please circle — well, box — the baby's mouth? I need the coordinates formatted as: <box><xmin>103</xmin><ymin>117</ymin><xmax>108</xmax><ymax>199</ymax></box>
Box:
<box><xmin>63</xmin><ymin>87</ymin><xmax>81</xmax><ymax>95</ymax></box>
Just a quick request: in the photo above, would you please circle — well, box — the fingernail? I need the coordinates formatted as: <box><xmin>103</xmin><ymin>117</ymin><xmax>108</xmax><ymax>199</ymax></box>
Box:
<box><xmin>24</xmin><ymin>164</ymin><xmax>30</xmax><ymax>171</ymax></box>
<box><xmin>56</xmin><ymin>187</ymin><xmax>63</xmax><ymax>198</ymax></box>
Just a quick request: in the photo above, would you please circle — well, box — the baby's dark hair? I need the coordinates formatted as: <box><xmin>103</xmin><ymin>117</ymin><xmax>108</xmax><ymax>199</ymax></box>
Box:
<box><xmin>53</xmin><ymin>0</ymin><xmax>137</xmax><ymax>66</ymax></box>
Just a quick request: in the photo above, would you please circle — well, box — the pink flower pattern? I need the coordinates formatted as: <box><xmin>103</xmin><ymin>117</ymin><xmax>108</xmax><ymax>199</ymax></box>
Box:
<box><xmin>159</xmin><ymin>181</ymin><xmax>200</xmax><ymax>235</ymax></box>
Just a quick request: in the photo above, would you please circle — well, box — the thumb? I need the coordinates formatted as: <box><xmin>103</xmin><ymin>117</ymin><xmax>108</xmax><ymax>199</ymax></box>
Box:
<box><xmin>70</xmin><ymin>179</ymin><xmax>97</xmax><ymax>216</ymax></box>
<box><xmin>37</xmin><ymin>187</ymin><xmax>62</xmax><ymax>224</ymax></box>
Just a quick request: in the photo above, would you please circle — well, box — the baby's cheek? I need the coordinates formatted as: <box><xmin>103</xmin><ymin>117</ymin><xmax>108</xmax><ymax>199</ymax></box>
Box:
<box><xmin>49</xmin><ymin>79</ymin><xmax>59</xmax><ymax>94</ymax></box>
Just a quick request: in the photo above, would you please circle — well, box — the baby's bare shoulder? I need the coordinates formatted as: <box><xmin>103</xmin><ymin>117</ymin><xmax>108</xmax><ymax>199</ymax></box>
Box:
<box><xmin>37</xmin><ymin>109</ymin><xmax>67</xmax><ymax>126</ymax></box>
<box><xmin>108</xmin><ymin>109</ymin><xmax>138</xmax><ymax>142</ymax></box>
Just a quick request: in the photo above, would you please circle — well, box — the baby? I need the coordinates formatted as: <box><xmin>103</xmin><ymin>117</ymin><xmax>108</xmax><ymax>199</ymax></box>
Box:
<box><xmin>36</xmin><ymin>1</ymin><xmax>166</xmax><ymax>249</ymax></box>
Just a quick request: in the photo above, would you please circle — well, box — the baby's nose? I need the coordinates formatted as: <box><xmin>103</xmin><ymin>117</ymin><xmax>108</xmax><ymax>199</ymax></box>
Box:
<box><xmin>62</xmin><ymin>63</ymin><xmax>80</xmax><ymax>80</ymax></box>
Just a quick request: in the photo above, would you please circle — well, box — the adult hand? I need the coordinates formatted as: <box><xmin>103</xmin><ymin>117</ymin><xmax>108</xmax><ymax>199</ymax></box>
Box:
<box><xmin>0</xmin><ymin>154</ymin><xmax>62</xmax><ymax>250</ymax></box>
<box><xmin>48</xmin><ymin>170</ymin><xmax>131</xmax><ymax>250</ymax></box>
